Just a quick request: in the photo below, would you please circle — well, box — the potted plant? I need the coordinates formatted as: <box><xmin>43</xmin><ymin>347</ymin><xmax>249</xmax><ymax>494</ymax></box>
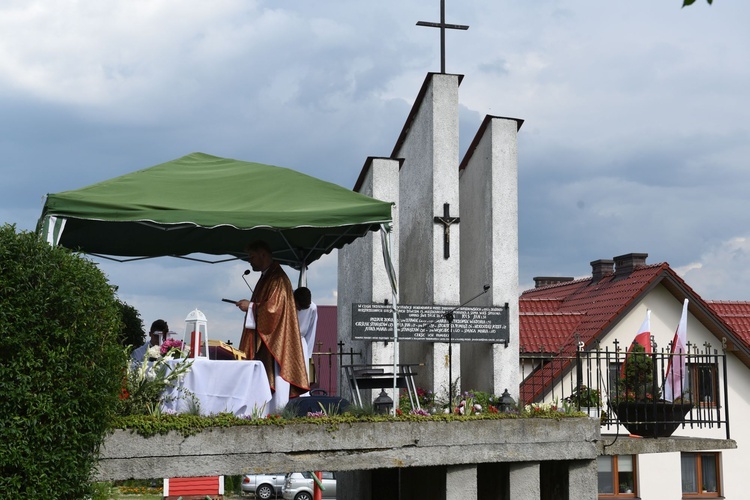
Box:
<box><xmin>565</xmin><ymin>385</ymin><xmax>601</xmax><ymax>418</ymax></box>
<box><xmin>612</xmin><ymin>344</ymin><xmax>692</xmax><ymax>437</ymax></box>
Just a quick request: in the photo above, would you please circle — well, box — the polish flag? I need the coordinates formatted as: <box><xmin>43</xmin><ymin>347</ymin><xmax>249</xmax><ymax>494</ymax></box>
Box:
<box><xmin>621</xmin><ymin>310</ymin><xmax>651</xmax><ymax>376</ymax></box>
<box><xmin>664</xmin><ymin>299</ymin><xmax>689</xmax><ymax>401</ymax></box>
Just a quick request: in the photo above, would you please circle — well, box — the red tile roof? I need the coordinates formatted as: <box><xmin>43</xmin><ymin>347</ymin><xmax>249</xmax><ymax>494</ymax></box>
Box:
<box><xmin>518</xmin><ymin>261</ymin><xmax>750</xmax><ymax>403</ymax></box>
<box><xmin>520</xmin><ymin>312</ymin><xmax>584</xmax><ymax>353</ymax></box>
<box><xmin>706</xmin><ymin>301</ymin><xmax>750</xmax><ymax>347</ymax></box>
<box><xmin>520</xmin><ymin>264</ymin><xmax>667</xmax><ymax>354</ymax></box>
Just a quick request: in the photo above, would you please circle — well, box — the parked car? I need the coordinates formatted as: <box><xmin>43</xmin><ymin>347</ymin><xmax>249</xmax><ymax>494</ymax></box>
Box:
<box><xmin>282</xmin><ymin>471</ymin><xmax>337</xmax><ymax>500</ymax></box>
<box><xmin>241</xmin><ymin>473</ymin><xmax>286</xmax><ymax>499</ymax></box>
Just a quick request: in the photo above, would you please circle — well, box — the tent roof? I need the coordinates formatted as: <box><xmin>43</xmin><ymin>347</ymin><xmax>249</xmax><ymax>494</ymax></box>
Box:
<box><xmin>37</xmin><ymin>152</ymin><xmax>393</xmax><ymax>268</ymax></box>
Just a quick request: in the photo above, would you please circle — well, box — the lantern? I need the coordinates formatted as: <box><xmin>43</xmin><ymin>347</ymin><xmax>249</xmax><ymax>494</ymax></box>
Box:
<box><xmin>184</xmin><ymin>309</ymin><xmax>208</xmax><ymax>358</ymax></box>
<box><xmin>373</xmin><ymin>389</ymin><xmax>394</xmax><ymax>415</ymax></box>
<box><xmin>497</xmin><ymin>388</ymin><xmax>517</xmax><ymax>413</ymax></box>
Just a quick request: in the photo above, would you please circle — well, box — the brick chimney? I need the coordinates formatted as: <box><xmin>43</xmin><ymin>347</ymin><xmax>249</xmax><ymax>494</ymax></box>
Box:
<box><xmin>533</xmin><ymin>276</ymin><xmax>575</xmax><ymax>288</ymax></box>
<box><xmin>614</xmin><ymin>253</ymin><xmax>648</xmax><ymax>278</ymax></box>
<box><xmin>590</xmin><ymin>259</ymin><xmax>615</xmax><ymax>283</ymax></box>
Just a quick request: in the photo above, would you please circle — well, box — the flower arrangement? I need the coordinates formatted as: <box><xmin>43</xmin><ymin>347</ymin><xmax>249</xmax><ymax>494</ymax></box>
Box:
<box><xmin>160</xmin><ymin>338</ymin><xmax>188</xmax><ymax>358</ymax></box>
<box><xmin>454</xmin><ymin>393</ymin><xmax>483</xmax><ymax>415</ymax></box>
<box><xmin>398</xmin><ymin>387</ymin><xmax>506</xmax><ymax>416</ymax></box>
<box><xmin>118</xmin><ymin>347</ymin><xmax>195</xmax><ymax>416</ymax></box>
<box><xmin>524</xmin><ymin>401</ymin><xmax>561</xmax><ymax>414</ymax></box>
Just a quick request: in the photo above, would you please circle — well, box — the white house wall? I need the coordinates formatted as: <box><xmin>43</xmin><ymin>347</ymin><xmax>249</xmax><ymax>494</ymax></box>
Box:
<box><xmin>599</xmin><ymin>286</ymin><xmax>746</xmax><ymax>499</ymax></box>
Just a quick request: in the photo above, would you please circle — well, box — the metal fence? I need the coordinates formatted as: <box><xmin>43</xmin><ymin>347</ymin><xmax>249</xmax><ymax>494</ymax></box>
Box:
<box><xmin>520</xmin><ymin>340</ymin><xmax>730</xmax><ymax>439</ymax></box>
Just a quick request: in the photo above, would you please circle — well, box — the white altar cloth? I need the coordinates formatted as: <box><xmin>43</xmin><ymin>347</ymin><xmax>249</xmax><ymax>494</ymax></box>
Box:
<box><xmin>162</xmin><ymin>358</ymin><xmax>272</xmax><ymax>417</ymax></box>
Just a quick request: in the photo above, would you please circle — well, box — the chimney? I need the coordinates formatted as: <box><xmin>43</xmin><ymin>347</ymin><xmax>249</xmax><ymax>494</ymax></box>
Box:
<box><xmin>533</xmin><ymin>276</ymin><xmax>575</xmax><ymax>288</ymax></box>
<box><xmin>614</xmin><ymin>253</ymin><xmax>648</xmax><ymax>277</ymax></box>
<box><xmin>590</xmin><ymin>259</ymin><xmax>615</xmax><ymax>283</ymax></box>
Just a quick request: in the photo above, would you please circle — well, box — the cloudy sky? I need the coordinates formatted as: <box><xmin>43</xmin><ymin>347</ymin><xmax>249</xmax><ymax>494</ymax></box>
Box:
<box><xmin>2</xmin><ymin>0</ymin><xmax>748</xmax><ymax>345</ymax></box>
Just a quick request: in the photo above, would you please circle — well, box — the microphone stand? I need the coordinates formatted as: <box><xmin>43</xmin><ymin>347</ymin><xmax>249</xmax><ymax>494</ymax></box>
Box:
<box><xmin>433</xmin><ymin>285</ymin><xmax>490</xmax><ymax>414</ymax></box>
<box><xmin>242</xmin><ymin>270</ymin><xmax>255</xmax><ymax>294</ymax></box>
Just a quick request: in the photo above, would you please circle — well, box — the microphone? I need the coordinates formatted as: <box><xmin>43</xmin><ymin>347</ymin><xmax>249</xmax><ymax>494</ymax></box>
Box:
<box><xmin>242</xmin><ymin>269</ymin><xmax>254</xmax><ymax>294</ymax></box>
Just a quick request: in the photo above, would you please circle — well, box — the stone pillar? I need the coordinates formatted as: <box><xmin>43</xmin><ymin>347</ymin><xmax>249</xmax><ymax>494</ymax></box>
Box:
<box><xmin>336</xmin><ymin>470</ymin><xmax>372</xmax><ymax>500</ymax></box>
<box><xmin>569</xmin><ymin>459</ymin><xmax>598</xmax><ymax>500</ymax></box>
<box><xmin>446</xmin><ymin>464</ymin><xmax>477</xmax><ymax>499</ymax></box>
<box><xmin>393</xmin><ymin>73</ymin><xmax>462</xmax><ymax>398</ymax></box>
<box><xmin>338</xmin><ymin>157</ymin><xmax>399</xmax><ymax>403</ymax></box>
<box><xmin>508</xmin><ymin>462</ymin><xmax>540</xmax><ymax>500</ymax></box>
<box><xmin>458</xmin><ymin>115</ymin><xmax>522</xmax><ymax>398</ymax></box>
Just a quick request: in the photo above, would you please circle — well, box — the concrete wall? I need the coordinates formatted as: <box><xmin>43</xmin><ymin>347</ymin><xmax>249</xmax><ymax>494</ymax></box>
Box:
<box><xmin>337</xmin><ymin>157</ymin><xmax>399</xmax><ymax>402</ymax></box>
<box><xmin>459</xmin><ymin>116</ymin><xmax>521</xmax><ymax>398</ymax></box>
<box><xmin>96</xmin><ymin>418</ymin><xmax>599</xmax><ymax>481</ymax></box>
<box><xmin>394</xmin><ymin>74</ymin><xmax>462</xmax><ymax>395</ymax></box>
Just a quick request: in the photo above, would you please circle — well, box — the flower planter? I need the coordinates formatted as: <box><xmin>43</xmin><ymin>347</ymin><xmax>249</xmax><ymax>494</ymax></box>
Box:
<box><xmin>581</xmin><ymin>407</ymin><xmax>601</xmax><ymax>420</ymax></box>
<box><xmin>613</xmin><ymin>402</ymin><xmax>693</xmax><ymax>437</ymax></box>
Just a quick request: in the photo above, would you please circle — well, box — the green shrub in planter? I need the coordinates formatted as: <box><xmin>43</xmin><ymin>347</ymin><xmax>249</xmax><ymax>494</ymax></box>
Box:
<box><xmin>0</xmin><ymin>224</ymin><xmax>126</xmax><ymax>499</ymax></box>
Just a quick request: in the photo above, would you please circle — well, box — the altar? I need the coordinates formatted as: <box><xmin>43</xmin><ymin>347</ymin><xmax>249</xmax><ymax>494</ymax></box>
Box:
<box><xmin>162</xmin><ymin>358</ymin><xmax>272</xmax><ymax>417</ymax></box>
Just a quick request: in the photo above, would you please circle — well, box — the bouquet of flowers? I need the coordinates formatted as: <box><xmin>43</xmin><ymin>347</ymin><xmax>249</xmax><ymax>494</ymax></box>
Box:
<box><xmin>118</xmin><ymin>346</ymin><xmax>194</xmax><ymax>416</ymax></box>
<box><xmin>160</xmin><ymin>338</ymin><xmax>189</xmax><ymax>359</ymax></box>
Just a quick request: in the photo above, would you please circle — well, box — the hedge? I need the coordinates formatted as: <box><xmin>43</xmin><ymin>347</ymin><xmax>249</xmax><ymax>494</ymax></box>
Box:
<box><xmin>0</xmin><ymin>224</ymin><xmax>125</xmax><ymax>499</ymax></box>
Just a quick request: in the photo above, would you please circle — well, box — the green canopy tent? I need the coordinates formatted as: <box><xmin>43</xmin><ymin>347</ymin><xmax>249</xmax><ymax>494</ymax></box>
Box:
<box><xmin>37</xmin><ymin>152</ymin><xmax>402</xmax><ymax>411</ymax></box>
<box><xmin>36</xmin><ymin>152</ymin><xmax>394</xmax><ymax>270</ymax></box>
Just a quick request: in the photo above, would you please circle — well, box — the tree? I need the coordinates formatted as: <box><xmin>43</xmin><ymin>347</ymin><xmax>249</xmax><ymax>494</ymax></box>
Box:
<box><xmin>117</xmin><ymin>299</ymin><xmax>145</xmax><ymax>349</ymax></box>
<box><xmin>683</xmin><ymin>0</ymin><xmax>713</xmax><ymax>6</ymax></box>
<box><xmin>0</xmin><ymin>224</ymin><xmax>125</xmax><ymax>499</ymax></box>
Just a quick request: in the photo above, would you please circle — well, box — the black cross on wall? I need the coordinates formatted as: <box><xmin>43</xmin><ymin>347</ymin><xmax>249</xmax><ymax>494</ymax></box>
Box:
<box><xmin>417</xmin><ymin>0</ymin><xmax>469</xmax><ymax>74</ymax></box>
<box><xmin>434</xmin><ymin>203</ymin><xmax>460</xmax><ymax>259</ymax></box>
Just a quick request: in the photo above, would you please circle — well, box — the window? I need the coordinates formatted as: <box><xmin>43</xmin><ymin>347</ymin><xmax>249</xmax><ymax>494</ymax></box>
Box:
<box><xmin>682</xmin><ymin>452</ymin><xmax>721</xmax><ymax>496</ymax></box>
<box><xmin>598</xmin><ymin>455</ymin><xmax>637</xmax><ymax>497</ymax></box>
<box><xmin>687</xmin><ymin>363</ymin><xmax>718</xmax><ymax>406</ymax></box>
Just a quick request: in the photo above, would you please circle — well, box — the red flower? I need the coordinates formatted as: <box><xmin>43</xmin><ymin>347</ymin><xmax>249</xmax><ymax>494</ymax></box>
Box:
<box><xmin>119</xmin><ymin>387</ymin><xmax>129</xmax><ymax>400</ymax></box>
<box><xmin>396</xmin><ymin>408</ymin><xmax>403</xmax><ymax>416</ymax></box>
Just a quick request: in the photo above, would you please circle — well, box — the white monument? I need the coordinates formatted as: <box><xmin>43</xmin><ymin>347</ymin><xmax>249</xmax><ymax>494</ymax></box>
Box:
<box><xmin>338</xmin><ymin>0</ymin><xmax>521</xmax><ymax>407</ymax></box>
<box><xmin>338</xmin><ymin>71</ymin><xmax>521</xmax><ymax>405</ymax></box>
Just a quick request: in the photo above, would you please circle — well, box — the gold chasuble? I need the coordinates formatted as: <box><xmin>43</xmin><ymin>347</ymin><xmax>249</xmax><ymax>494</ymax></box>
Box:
<box><xmin>239</xmin><ymin>262</ymin><xmax>309</xmax><ymax>398</ymax></box>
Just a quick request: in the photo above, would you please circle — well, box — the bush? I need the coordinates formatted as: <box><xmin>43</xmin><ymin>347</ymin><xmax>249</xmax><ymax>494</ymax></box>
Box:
<box><xmin>118</xmin><ymin>299</ymin><xmax>145</xmax><ymax>350</ymax></box>
<box><xmin>0</xmin><ymin>224</ymin><xmax>126</xmax><ymax>499</ymax></box>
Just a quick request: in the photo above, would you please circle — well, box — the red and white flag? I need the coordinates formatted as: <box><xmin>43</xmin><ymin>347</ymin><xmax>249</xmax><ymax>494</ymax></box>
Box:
<box><xmin>631</xmin><ymin>310</ymin><xmax>652</xmax><ymax>353</ymax></box>
<box><xmin>621</xmin><ymin>310</ymin><xmax>651</xmax><ymax>376</ymax></box>
<box><xmin>664</xmin><ymin>299</ymin><xmax>689</xmax><ymax>401</ymax></box>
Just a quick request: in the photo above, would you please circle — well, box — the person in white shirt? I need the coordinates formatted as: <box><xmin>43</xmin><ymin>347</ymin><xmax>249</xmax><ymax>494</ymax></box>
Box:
<box><xmin>130</xmin><ymin>319</ymin><xmax>169</xmax><ymax>362</ymax></box>
<box><xmin>294</xmin><ymin>287</ymin><xmax>318</xmax><ymax>383</ymax></box>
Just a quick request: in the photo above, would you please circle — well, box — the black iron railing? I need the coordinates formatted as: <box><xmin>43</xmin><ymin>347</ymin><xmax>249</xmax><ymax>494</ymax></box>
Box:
<box><xmin>520</xmin><ymin>340</ymin><xmax>730</xmax><ymax>439</ymax></box>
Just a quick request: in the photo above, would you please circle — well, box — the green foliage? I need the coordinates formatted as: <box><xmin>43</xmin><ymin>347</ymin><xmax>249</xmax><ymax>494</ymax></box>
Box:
<box><xmin>0</xmin><ymin>224</ymin><xmax>126</xmax><ymax>499</ymax></box>
<box><xmin>564</xmin><ymin>385</ymin><xmax>602</xmax><ymax>408</ymax></box>
<box><xmin>616</xmin><ymin>343</ymin><xmax>661</xmax><ymax>402</ymax></box>
<box><xmin>111</xmin><ymin>402</ymin><xmax>591</xmax><ymax>440</ymax></box>
<box><xmin>117</xmin><ymin>299</ymin><xmax>145</xmax><ymax>350</ymax></box>
<box><xmin>683</xmin><ymin>0</ymin><xmax>713</xmax><ymax>6</ymax></box>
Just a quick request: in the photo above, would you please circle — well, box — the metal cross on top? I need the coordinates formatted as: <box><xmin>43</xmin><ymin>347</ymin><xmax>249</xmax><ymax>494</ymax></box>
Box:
<box><xmin>434</xmin><ymin>203</ymin><xmax>460</xmax><ymax>259</ymax></box>
<box><xmin>416</xmin><ymin>0</ymin><xmax>469</xmax><ymax>74</ymax></box>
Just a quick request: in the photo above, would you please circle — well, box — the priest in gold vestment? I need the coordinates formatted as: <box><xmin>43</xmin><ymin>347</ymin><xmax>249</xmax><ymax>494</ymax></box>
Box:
<box><xmin>237</xmin><ymin>241</ymin><xmax>309</xmax><ymax>412</ymax></box>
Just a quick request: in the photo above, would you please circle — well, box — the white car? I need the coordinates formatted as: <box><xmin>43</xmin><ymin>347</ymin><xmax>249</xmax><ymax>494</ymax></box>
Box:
<box><xmin>241</xmin><ymin>473</ymin><xmax>286</xmax><ymax>499</ymax></box>
<box><xmin>282</xmin><ymin>471</ymin><xmax>337</xmax><ymax>500</ymax></box>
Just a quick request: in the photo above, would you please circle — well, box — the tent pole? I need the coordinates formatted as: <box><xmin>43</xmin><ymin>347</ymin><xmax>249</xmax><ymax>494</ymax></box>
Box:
<box><xmin>298</xmin><ymin>265</ymin><xmax>307</xmax><ymax>288</ymax></box>
<box><xmin>380</xmin><ymin>224</ymin><xmax>399</xmax><ymax>416</ymax></box>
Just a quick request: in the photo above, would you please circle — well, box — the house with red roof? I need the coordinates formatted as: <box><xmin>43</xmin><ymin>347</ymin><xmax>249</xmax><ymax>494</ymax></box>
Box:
<box><xmin>519</xmin><ymin>252</ymin><xmax>750</xmax><ymax>498</ymax></box>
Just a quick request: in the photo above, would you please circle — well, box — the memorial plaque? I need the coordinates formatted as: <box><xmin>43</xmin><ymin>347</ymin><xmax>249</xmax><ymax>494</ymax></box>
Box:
<box><xmin>352</xmin><ymin>303</ymin><xmax>509</xmax><ymax>343</ymax></box>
